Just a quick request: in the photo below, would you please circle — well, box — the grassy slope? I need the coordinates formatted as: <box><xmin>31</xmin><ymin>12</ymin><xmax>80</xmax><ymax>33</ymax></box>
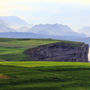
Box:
<box><xmin>0</xmin><ymin>38</ymin><xmax>82</xmax><ymax>61</ymax></box>
<box><xmin>0</xmin><ymin>38</ymin><xmax>88</xmax><ymax>90</ymax></box>
<box><xmin>0</xmin><ymin>62</ymin><xmax>90</xmax><ymax>90</ymax></box>
<box><xmin>0</xmin><ymin>38</ymin><xmax>82</xmax><ymax>48</ymax></box>
<box><xmin>0</xmin><ymin>38</ymin><xmax>60</xmax><ymax>61</ymax></box>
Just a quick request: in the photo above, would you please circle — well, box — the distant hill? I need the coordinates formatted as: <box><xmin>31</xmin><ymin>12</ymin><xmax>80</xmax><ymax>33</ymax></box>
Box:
<box><xmin>0</xmin><ymin>32</ymin><xmax>49</xmax><ymax>38</ymax></box>
<box><xmin>0</xmin><ymin>32</ymin><xmax>84</xmax><ymax>39</ymax></box>
<box><xmin>28</xmin><ymin>24</ymin><xmax>85</xmax><ymax>37</ymax></box>
<box><xmin>0</xmin><ymin>32</ymin><xmax>89</xmax><ymax>45</ymax></box>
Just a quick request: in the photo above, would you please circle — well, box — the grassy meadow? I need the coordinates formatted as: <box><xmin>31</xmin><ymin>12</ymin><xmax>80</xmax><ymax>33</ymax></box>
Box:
<box><xmin>0</xmin><ymin>38</ymin><xmax>60</xmax><ymax>61</ymax></box>
<box><xmin>0</xmin><ymin>38</ymin><xmax>82</xmax><ymax>61</ymax></box>
<box><xmin>0</xmin><ymin>38</ymin><xmax>89</xmax><ymax>90</ymax></box>
<box><xmin>0</xmin><ymin>62</ymin><xmax>90</xmax><ymax>90</ymax></box>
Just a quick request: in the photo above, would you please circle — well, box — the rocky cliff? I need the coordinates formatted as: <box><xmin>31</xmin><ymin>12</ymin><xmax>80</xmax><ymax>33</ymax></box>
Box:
<box><xmin>25</xmin><ymin>42</ymin><xmax>89</xmax><ymax>62</ymax></box>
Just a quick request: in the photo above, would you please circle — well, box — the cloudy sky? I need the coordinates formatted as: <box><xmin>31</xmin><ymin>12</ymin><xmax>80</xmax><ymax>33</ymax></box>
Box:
<box><xmin>0</xmin><ymin>0</ymin><xmax>90</xmax><ymax>31</ymax></box>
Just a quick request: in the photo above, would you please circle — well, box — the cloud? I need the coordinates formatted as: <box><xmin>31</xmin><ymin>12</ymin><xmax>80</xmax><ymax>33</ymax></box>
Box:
<box><xmin>0</xmin><ymin>0</ymin><xmax>90</xmax><ymax>12</ymax></box>
<box><xmin>78</xmin><ymin>27</ymin><xmax>90</xmax><ymax>37</ymax></box>
<box><xmin>0</xmin><ymin>0</ymin><xmax>90</xmax><ymax>31</ymax></box>
<box><xmin>0</xmin><ymin>4</ymin><xmax>31</xmax><ymax>11</ymax></box>
<box><xmin>0</xmin><ymin>0</ymin><xmax>90</xmax><ymax>5</ymax></box>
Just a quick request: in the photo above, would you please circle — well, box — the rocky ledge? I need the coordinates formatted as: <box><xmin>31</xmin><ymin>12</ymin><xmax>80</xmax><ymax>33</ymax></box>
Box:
<box><xmin>25</xmin><ymin>42</ymin><xmax>89</xmax><ymax>62</ymax></box>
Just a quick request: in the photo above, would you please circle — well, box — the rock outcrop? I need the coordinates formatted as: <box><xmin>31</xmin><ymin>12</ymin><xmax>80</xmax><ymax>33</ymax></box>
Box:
<box><xmin>25</xmin><ymin>42</ymin><xmax>89</xmax><ymax>62</ymax></box>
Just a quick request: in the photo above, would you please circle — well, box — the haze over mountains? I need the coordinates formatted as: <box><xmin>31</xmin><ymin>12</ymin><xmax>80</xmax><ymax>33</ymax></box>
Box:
<box><xmin>0</xmin><ymin>16</ymin><xmax>90</xmax><ymax>45</ymax></box>
<box><xmin>79</xmin><ymin>27</ymin><xmax>90</xmax><ymax>37</ymax></box>
<box><xmin>0</xmin><ymin>16</ymin><xmax>85</xmax><ymax>36</ymax></box>
<box><xmin>0</xmin><ymin>16</ymin><xmax>28</xmax><ymax>26</ymax></box>
<box><xmin>28</xmin><ymin>24</ymin><xmax>85</xmax><ymax>37</ymax></box>
<box><xmin>0</xmin><ymin>16</ymin><xmax>29</xmax><ymax>32</ymax></box>
<box><xmin>0</xmin><ymin>22</ymin><xmax>16</xmax><ymax>32</ymax></box>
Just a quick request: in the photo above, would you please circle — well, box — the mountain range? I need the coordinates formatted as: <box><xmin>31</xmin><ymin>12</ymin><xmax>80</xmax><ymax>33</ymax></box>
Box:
<box><xmin>0</xmin><ymin>16</ymin><xmax>85</xmax><ymax>36</ymax></box>
<box><xmin>28</xmin><ymin>24</ymin><xmax>85</xmax><ymax>37</ymax></box>
<box><xmin>0</xmin><ymin>16</ymin><xmax>90</xmax><ymax>45</ymax></box>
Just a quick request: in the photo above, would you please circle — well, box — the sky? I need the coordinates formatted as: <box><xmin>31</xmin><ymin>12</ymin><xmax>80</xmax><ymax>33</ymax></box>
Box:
<box><xmin>0</xmin><ymin>0</ymin><xmax>90</xmax><ymax>31</ymax></box>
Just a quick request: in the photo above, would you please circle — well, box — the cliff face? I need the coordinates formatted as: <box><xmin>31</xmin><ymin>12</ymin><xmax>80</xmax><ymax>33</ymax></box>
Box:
<box><xmin>25</xmin><ymin>42</ymin><xmax>89</xmax><ymax>62</ymax></box>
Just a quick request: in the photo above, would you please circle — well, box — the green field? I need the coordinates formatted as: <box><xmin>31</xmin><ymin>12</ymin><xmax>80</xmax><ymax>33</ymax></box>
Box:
<box><xmin>0</xmin><ymin>38</ymin><xmax>82</xmax><ymax>61</ymax></box>
<box><xmin>0</xmin><ymin>38</ymin><xmax>89</xmax><ymax>90</ymax></box>
<box><xmin>0</xmin><ymin>38</ymin><xmax>60</xmax><ymax>61</ymax></box>
<box><xmin>0</xmin><ymin>61</ymin><xmax>90</xmax><ymax>90</ymax></box>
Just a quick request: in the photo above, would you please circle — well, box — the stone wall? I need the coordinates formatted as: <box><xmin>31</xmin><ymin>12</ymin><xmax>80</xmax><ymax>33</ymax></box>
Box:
<box><xmin>25</xmin><ymin>42</ymin><xmax>89</xmax><ymax>62</ymax></box>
